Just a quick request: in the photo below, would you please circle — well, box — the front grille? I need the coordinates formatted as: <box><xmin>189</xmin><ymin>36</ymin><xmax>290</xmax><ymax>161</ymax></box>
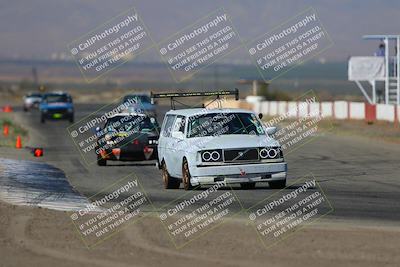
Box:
<box><xmin>223</xmin><ymin>148</ymin><xmax>259</xmax><ymax>162</ymax></box>
<box><xmin>50</xmin><ymin>108</ymin><xmax>68</xmax><ymax>114</ymax></box>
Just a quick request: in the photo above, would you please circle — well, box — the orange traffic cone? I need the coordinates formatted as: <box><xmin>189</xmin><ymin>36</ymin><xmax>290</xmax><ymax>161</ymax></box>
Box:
<box><xmin>15</xmin><ymin>135</ymin><xmax>22</xmax><ymax>149</ymax></box>
<box><xmin>3</xmin><ymin>105</ymin><xmax>12</xmax><ymax>112</ymax></box>
<box><xmin>3</xmin><ymin>124</ymin><xmax>9</xmax><ymax>136</ymax></box>
<box><xmin>34</xmin><ymin>148</ymin><xmax>43</xmax><ymax>157</ymax></box>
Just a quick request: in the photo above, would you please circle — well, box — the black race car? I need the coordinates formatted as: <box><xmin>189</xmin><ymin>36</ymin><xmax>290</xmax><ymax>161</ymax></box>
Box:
<box><xmin>95</xmin><ymin>113</ymin><xmax>160</xmax><ymax>166</ymax></box>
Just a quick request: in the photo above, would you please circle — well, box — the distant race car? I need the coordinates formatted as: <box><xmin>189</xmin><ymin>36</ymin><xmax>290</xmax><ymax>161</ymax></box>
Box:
<box><xmin>39</xmin><ymin>92</ymin><xmax>74</xmax><ymax>123</ymax></box>
<box><xmin>122</xmin><ymin>94</ymin><xmax>156</xmax><ymax>116</ymax></box>
<box><xmin>95</xmin><ymin>113</ymin><xmax>160</xmax><ymax>166</ymax></box>
<box><xmin>23</xmin><ymin>93</ymin><xmax>42</xmax><ymax>111</ymax></box>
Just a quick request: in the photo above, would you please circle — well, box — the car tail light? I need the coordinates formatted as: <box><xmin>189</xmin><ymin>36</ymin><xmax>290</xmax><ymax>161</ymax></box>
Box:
<box><xmin>133</xmin><ymin>139</ymin><xmax>139</xmax><ymax>145</ymax></box>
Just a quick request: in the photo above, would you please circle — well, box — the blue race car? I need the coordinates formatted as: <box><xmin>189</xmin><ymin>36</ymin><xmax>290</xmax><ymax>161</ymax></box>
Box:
<box><xmin>122</xmin><ymin>94</ymin><xmax>156</xmax><ymax>116</ymax></box>
<box><xmin>39</xmin><ymin>92</ymin><xmax>74</xmax><ymax>123</ymax></box>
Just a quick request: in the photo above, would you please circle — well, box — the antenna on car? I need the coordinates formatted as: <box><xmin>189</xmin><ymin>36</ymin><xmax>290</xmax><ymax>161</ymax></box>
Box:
<box><xmin>150</xmin><ymin>89</ymin><xmax>239</xmax><ymax>110</ymax></box>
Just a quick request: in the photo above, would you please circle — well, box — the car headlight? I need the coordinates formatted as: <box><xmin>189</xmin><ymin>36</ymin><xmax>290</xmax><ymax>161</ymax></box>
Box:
<box><xmin>148</xmin><ymin>139</ymin><xmax>158</xmax><ymax>145</ymax></box>
<box><xmin>259</xmin><ymin>147</ymin><xmax>281</xmax><ymax>159</ymax></box>
<box><xmin>201</xmin><ymin>150</ymin><xmax>222</xmax><ymax>162</ymax></box>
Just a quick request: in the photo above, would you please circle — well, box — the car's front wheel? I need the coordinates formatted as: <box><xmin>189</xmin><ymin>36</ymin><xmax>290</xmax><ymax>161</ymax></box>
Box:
<box><xmin>162</xmin><ymin>162</ymin><xmax>180</xmax><ymax>189</ymax></box>
<box><xmin>182</xmin><ymin>159</ymin><xmax>193</xmax><ymax>190</ymax></box>
<box><xmin>269</xmin><ymin>179</ymin><xmax>286</xmax><ymax>189</ymax></box>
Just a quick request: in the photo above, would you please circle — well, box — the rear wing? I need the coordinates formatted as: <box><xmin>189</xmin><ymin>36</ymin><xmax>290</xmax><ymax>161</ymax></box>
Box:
<box><xmin>150</xmin><ymin>89</ymin><xmax>239</xmax><ymax>109</ymax></box>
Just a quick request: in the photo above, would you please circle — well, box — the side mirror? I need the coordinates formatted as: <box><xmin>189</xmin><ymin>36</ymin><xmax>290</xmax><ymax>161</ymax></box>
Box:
<box><xmin>265</xmin><ymin>126</ymin><xmax>277</xmax><ymax>135</ymax></box>
<box><xmin>258</xmin><ymin>113</ymin><xmax>263</xmax><ymax>120</ymax></box>
<box><xmin>171</xmin><ymin>131</ymin><xmax>184</xmax><ymax>139</ymax></box>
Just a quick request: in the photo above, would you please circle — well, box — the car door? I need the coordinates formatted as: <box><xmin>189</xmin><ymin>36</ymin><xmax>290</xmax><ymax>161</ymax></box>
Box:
<box><xmin>158</xmin><ymin>114</ymin><xmax>176</xmax><ymax>165</ymax></box>
<box><xmin>168</xmin><ymin>115</ymin><xmax>186</xmax><ymax>177</ymax></box>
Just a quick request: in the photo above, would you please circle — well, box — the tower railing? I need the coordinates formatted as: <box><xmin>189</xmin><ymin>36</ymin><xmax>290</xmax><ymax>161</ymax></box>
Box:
<box><xmin>348</xmin><ymin>35</ymin><xmax>400</xmax><ymax>105</ymax></box>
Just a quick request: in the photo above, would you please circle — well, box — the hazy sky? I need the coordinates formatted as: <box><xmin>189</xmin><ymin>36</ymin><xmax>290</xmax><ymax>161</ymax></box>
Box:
<box><xmin>0</xmin><ymin>0</ymin><xmax>398</xmax><ymax>62</ymax></box>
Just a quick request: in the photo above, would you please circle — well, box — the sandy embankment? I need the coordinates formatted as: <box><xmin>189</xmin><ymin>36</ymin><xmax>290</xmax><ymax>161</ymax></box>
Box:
<box><xmin>0</xmin><ymin>199</ymin><xmax>400</xmax><ymax>267</ymax></box>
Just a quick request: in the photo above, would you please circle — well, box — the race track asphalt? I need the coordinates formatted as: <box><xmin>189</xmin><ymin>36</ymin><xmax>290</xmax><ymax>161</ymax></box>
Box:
<box><xmin>12</xmin><ymin>103</ymin><xmax>400</xmax><ymax>224</ymax></box>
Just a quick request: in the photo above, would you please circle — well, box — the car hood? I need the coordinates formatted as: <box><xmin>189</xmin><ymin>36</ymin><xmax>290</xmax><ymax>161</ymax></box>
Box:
<box><xmin>185</xmin><ymin>135</ymin><xmax>280</xmax><ymax>150</ymax></box>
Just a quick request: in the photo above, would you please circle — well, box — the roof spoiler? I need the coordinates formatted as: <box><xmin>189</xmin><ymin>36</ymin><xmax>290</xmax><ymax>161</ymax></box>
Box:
<box><xmin>150</xmin><ymin>89</ymin><xmax>239</xmax><ymax>109</ymax></box>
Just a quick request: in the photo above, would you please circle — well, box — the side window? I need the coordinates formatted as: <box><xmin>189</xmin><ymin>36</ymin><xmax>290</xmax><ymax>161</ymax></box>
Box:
<box><xmin>162</xmin><ymin>115</ymin><xmax>176</xmax><ymax>137</ymax></box>
<box><xmin>172</xmin><ymin>116</ymin><xmax>186</xmax><ymax>134</ymax></box>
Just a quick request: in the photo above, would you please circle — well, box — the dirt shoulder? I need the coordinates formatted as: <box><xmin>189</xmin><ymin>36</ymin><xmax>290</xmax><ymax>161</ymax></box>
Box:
<box><xmin>263</xmin><ymin>114</ymin><xmax>400</xmax><ymax>145</ymax></box>
<box><xmin>0</xmin><ymin>200</ymin><xmax>399</xmax><ymax>267</ymax></box>
<box><xmin>318</xmin><ymin>118</ymin><xmax>400</xmax><ymax>144</ymax></box>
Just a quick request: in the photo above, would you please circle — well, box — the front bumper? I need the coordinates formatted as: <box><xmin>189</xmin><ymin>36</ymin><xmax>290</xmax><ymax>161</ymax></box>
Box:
<box><xmin>99</xmin><ymin>145</ymin><xmax>158</xmax><ymax>161</ymax></box>
<box><xmin>190</xmin><ymin>162</ymin><xmax>287</xmax><ymax>186</ymax></box>
<box><xmin>42</xmin><ymin>110</ymin><xmax>73</xmax><ymax>119</ymax></box>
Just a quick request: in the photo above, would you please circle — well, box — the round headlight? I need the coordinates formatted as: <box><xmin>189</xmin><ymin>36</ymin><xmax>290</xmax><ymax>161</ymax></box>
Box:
<box><xmin>202</xmin><ymin>150</ymin><xmax>221</xmax><ymax>162</ymax></box>
<box><xmin>210</xmin><ymin>151</ymin><xmax>220</xmax><ymax>161</ymax></box>
<box><xmin>202</xmin><ymin>151</ymin><xmax>211</xmax><ymax>161</ymax></box>
<box><xmin>268</xmin><ymin>148</ymin><xmax>278</xmax><ymax>158</ymax></box>
<box><xmin>259</xmin><ymin>148</ymin><xmax>269</xmax><ymax>159</ymax></box>
<box><xmin>259</xmin><ymin>148</ymin><xmax>279</xmax><ymax>159</ymax></box>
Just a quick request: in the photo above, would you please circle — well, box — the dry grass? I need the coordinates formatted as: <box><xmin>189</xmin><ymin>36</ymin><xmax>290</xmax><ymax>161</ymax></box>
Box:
<box><xmin>263</xmin><ymin>115</ymin><xmax>400</xmax><ymax>144</ymax></box>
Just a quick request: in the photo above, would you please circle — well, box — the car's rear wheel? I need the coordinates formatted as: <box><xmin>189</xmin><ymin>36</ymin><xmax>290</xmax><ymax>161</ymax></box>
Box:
<box><xmin>240</xmin><ymin>182</ymin><xmax>256</xmax><ymax>189</ymax></box>
<box><xmin>69</xmin><ymin>114</ymin><xmax>74</xmax><ymax>123</ymax></box>
<box><xmin>182</xmin><ymin>159</ymin><xmax>193</xmax><ymax>190</ymax></box>
<box><xmin>162</xmin><ymin>162</ymin><xmax>180</xmax><ymax>189</ymax></box>
<box><xmin>269</xmin><ymin>179</ymin><xmax>286</xmax><ymax>189</ymax></box>
<box><xmin>97</xmin><ymin>154</ymin><xmax>107</xmax><ymax>166</ymax></box>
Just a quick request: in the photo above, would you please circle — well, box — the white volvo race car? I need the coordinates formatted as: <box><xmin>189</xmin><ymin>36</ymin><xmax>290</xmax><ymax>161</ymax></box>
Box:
<box><xmin>157</xmin><ymin>106</ymin><xmax>287</xmax><ymax>190</ymax></box>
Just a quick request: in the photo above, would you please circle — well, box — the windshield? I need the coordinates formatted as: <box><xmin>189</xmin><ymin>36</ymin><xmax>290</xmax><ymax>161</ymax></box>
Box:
<box><xmin>105</xmin><ymin>115</ymin><xmax>156</xmax><ymax>133</ymax></box>
<box><xmin>27</xmin><ymin>93</ymin><xmax>42</xmax><ymax>98</ymax></box>
<box><xmin>44</xmin><ymin>95</ymin><xmax>70</xmax><ymax>103</ymax></box>
<box><xmin>187</xmin><ymin>112</ymin><xmax>265</xmax><ymax>138</ymax></box>
<box><xmin>123</xmin><ymin>95</ymin><xmax>151</xmax><ymax>104</ymax></box>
